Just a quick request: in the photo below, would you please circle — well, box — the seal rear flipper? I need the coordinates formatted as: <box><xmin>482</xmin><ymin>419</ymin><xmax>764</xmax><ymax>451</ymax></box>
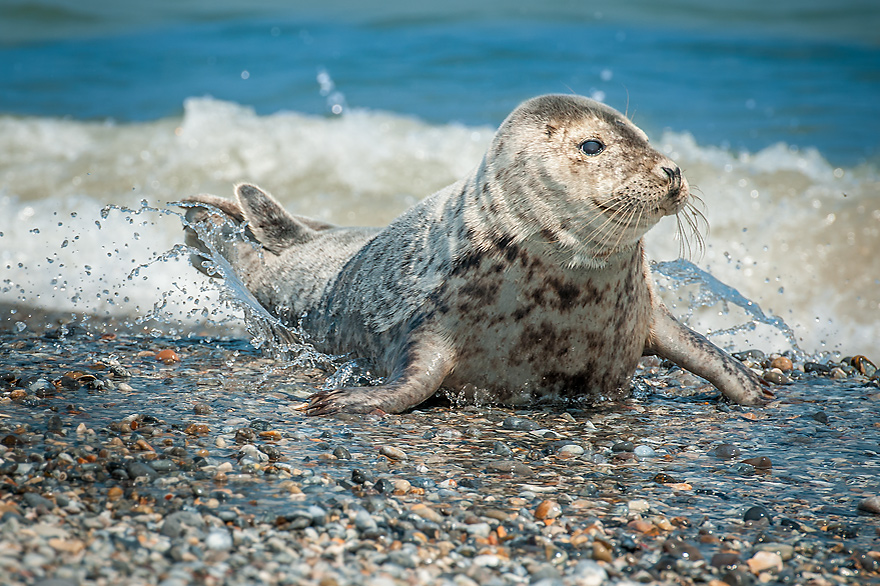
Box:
<box><xmin>307</xmin><ymin>332</ymin><xmax>456</xmax><ymax>415</ymax></box>
<box><xmin>235</xmin><ymin>183</ymin><xmax>330</xmax><ymax>254</ymax></box>
<box><xmin>180</xmin><ymin>194</ymin><xmax>251</xmax><ymax>277</ymax></box>
<box><xmin>646</xmin><ymin>304</ymin><xmax>772</xmax><ymax>405</ymax></box>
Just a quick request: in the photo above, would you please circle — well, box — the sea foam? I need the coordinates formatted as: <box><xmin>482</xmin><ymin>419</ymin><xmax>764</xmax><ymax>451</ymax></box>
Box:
<box><xmin>1</xmin><ymin>98</ymin><xmax>877</xmax><ymax>354</ymax></box>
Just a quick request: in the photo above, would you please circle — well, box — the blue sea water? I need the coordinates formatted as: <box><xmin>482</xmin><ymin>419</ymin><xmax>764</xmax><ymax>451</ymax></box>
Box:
<box><xmin>2</xmin><ymin>0</ymin><xmax>879</xmax><ymax>164</ymax></box>
<box><xmin>0</xmin><ymin>0</ymin><xmax>878</xmax><ymax>354</ymax></box>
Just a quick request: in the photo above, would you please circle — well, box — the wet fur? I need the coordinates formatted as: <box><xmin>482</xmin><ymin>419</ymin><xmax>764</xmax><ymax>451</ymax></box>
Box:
<box><xmin>183</xmin><ymin>94</ymin><xmax>769</xmax><ymax>414</ymax></box>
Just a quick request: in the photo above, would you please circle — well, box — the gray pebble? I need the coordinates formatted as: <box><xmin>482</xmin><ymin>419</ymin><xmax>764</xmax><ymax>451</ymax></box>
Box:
<box><xmin>567</xmin><ymin>560</ymin><xmax>607</xmax><ymax>585</ymax></box>
<box><xmin>161</xmin><ymin>511</ymin><xmax>206</xmax><ymax>538</ymax></box>
<box><xmin>501</xmin><ymin>416</ymin><xmax>541</xmax><ymax>431</ymax></box>
<box><xmin>492</xmin><ymin>441</ymin><xmax>513</xmax><ymax>457</ymax></box>
<box><xmin>126</xmin><ymin>460</ymin><xmax>159</xmax><ymax>481</ymax></box>
<box><xmin>713</xmin><ymin>444</ymin><xmax>741</xmax><ymax>459</ymax></box>
<box><xmin>354</xmin><ymin>510</ymin><xmax>378</xmax><ymax>532</ymax></box>
<box><xmin>486</xmin><ymin>460</ymin><xmax>533</xmax><ymax>476</ymax></box>
<box><xmin>23</xmin><ymin>492</ymin><xmax>55</xmax><ymax>510</ymax></box>
<box><xmin>633</xmin><ymin>445</ymin><xmax>655</xmax><ymax>457</ymax></box>
<box><xmin>611</xmin><ymin>441</ymin><xmax>634</xmax><ymax>452</ymax></box>
<box><xmin>857</xmin><ymin>496</ymin><xmax>880</xmax><ymax>515</ymax></box>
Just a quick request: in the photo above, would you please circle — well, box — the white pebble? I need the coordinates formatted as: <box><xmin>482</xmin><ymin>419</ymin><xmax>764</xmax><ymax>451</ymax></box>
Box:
<box><xmin>472</xmin><ymin>554</ymin><xmax>502</xmax><ymax>567</ymax></box>
<box><xmin>634</xmin><ymin>445</ymin><xmax>656</xmax><ymax>457</ymax></box>
<box><xmin>627</xmin><ymin>499</ymin><xmax>650</xmax><ymax>514</ymax></box>
<box><xmin>465</xmin><ymin>522</ymin><xmax>491</xmax><ymax>538</ymax></box>
<box><xmin>557</xmin><ymin>444</ymin><xmax>585</xmax><ymax>457</ymax></box>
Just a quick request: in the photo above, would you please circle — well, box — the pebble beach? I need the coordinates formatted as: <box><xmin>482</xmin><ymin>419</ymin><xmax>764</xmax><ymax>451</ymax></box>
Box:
<box><xmin>2</xmin><ymin>3</ymin><xmax>879</xmax><ymax>585</ymax></box>
<box><xmin>1</xmin><ymin>320</ymin><xmax>878</xmax><ymax>586</ymax></box>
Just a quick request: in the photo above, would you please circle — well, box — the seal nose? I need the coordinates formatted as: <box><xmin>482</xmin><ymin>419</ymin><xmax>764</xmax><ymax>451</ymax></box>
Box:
<box><xmin>662</xmin><ymin>166</ymin><xmax>682</xmax><ymax>197</ymax></box>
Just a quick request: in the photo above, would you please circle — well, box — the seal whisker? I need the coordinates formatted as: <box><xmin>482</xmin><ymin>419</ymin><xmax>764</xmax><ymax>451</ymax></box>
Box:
<box><xmin>609</xmin><ymin>199</ymin><xmax>643</xmax><ymax>253</ymax></box>
<box><xmin>675</xmin><ymin>198</ymin><xmax>707</xmax><ymax>259</ymax></box>
<box><xmin>579</xmin><ymin>203</ymin><xmax>632</xmax><ymax>256</ymax></box>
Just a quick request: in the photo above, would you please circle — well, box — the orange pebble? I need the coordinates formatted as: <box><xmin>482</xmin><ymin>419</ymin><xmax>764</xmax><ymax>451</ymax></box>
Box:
<box><xmin>155</xmin><ymin>349</ymin><xmax>180</xmax><ymax>364</ymax></box>
<box><xmin>534</xmin><ymin>499</ymin><xmax>562</xmax><ymax>520</ymax></box>
<box><xmin>770</xmin><ymin>356</ymin><xmax>793</xmax><ymax>371</ymax></box>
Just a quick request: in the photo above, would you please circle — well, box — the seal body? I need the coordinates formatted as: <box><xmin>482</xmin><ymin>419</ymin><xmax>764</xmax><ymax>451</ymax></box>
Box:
<box><xmin>184</xmin><ymin>94</ymin><xmax>768</xmax><ymax>414</ymax></box>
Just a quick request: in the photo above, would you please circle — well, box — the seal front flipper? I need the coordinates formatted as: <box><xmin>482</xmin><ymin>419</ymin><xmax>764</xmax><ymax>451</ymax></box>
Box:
<box><xmin>646</xmin><ymin>304</ymin><xmax>772</xmax><ymax>405</ymax></box>
<box><xmin>307</xmin><ymin>331</ymin><xmax>456</xmax><ymax>415</ymax></box>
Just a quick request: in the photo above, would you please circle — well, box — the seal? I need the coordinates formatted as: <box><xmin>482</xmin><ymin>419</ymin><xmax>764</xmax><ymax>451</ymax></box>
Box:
<box><xmin>183</xmin><ymin>94</ymin><xmax>769</xmax><ymax>414</ymax></box>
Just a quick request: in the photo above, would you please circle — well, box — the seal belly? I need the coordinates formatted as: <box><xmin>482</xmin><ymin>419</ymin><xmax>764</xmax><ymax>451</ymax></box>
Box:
<box><xmin>440</xmin><ymin>243</ymin><xmax>651</xmax><ymax>404</ymax></box>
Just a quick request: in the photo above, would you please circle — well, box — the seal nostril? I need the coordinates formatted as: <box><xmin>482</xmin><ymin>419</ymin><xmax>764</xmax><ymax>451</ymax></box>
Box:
<box><xmin>662</xmin><ymin>166</ymin><xmax>682</xmax><ymax>194</ymax></box>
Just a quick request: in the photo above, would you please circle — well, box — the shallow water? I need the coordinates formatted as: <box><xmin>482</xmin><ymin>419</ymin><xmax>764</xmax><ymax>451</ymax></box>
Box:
<box><xmin>1</xmin><ymin>1</ymin><xmax>879</xmax><ymax>356</ymax></box>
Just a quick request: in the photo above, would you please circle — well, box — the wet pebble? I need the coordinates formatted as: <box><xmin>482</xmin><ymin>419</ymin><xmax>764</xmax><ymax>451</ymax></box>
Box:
<box><xmin>379</xmin><ymin>445</ymin><xmax>407</xmax><ymax>460</ymax></box>
<box><xmin>804</xmin><ymin>361</ymin><xmax>831</xmax><ymax>374</ymax></box>
<box><xmin>754</xmin><ymin>542</ymin><xmax>794</xmax><ymax>561</ymax></box>
<box><xmin>713</xmin><ymin>443</ymin><xmax>741</xmax><ymax>459</ymax></box>
<box><xmin>611</xmin><ymin>441</ymin><xmax>634</xmax><ymax>452</ymax></box>
<box><xmin>492</xmin><ymin>441</ymin><xmax>513</xmax><ymax>457</ymax></box>
<box><xmin>744</xmin><ymin>505</ymin><xmax>772</xmax><ymax>523</ymax></box>
<box><xmin>742</xmin><ymin>456</ymin><xmax>772</xmax><ymax>469</ymax></box>
<box><xmin>830</xmin><ymin>367</ymin><xmax>848</xmax><ymax>379</ymax></box>
<box><xmin>851</xmin><ymin>355</ymin><xmax>877</xmax><ymax>376</ymax></box>
<box><xmin>556</xmin><ymin>444</ymin><xmax>584</xmax><ymax>458</ymax></box>
<box><xmin>486</xmin><ymin>460</ymin><xmax>533</xmax><ymax>476</ymax></box>
<box><xmin>769</xmin><ymin>356</ymin><xmax>793</xmax><ymax>371</ymax></box>
<box><xmin>810</xmin><ymin>410</ymin><xmax>829</xmax><ymax>424</ymax></box>
<box><xmin>733</xmin><ymin>349</ymin><xmax>766</xmax><ymax>362</ymax></box>
<box><xmin>633</xmin><ymin>444</ymin><xmax>655</xmax><ymax>457</ymax></box>
<box><xmin>534</xmin><ymin>499</ymin><xmax>562</xmax><ymax>520</ymax></box>
<box><xmin>354</xmin><ymin>510</ymin><xmax>378</xmax><ymax>532</ymax></box>
<box><xmin>856</xmin><ymin>496</ymin><xmax>880</xmax><ymax>515</ymax></box>
<box><xmin>193</xmin><ymin>402</ymin><xmax>211</xmax><ymax>414</ymax></box>
<box><xmin>711</xmin><ymin>552</ymin><xmax>742</xmax><ymax>569</ymax></box>
<box><xmin>662</xmin><ymin>538</ymin><xmax>703</xmax><ymax>561</ymax></box>
<box><xmin>184</xmin><ymin>423</ymin><xmax>210</xmax><ymax>436</ymax></box>
<box><xmin>155</xmin><ymin>349</ymin><xmax>180</xmax><ymax>364</ymax></box>
<box><xmin>501</xmin><ymin>416</ymin><xmax>541</xmax><ymax>431</ymax></box>
<box><xmin>762</xmin><ymin>369</ymin><xmax>791</xmax><ymax>385</ymax></box>
<box><xmin>747</xmin><ymin>550</ymin><xmax>783</xmax><ymax>573</ymax></box>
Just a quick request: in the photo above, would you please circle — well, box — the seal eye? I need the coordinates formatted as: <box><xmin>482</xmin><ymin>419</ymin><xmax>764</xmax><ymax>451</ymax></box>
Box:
<box><xmin>579</xmin><ymin>139</ymin><xmax>605</xmax><ymax>156</ymax></box>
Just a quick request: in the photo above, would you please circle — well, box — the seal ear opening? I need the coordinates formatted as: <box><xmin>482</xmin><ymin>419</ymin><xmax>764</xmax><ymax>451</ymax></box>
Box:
<box><xmin>235</xmin><ymin>183</ymin><xmax>317</xmax><ymax>254</ymax></box>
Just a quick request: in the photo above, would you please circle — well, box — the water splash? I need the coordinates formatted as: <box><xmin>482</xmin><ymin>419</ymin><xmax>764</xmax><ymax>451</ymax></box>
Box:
<box><xmin>316</xmin><ymin>68</ymin><xmax>347</xmax><ymax>116</ymax></box>
<box><xmin>321</xmin><ymin>359</ymin><xmax>384</xmax><ymax>391</ymax></box>
<box><xmin>170</xmin><ymin>201</ymin><xmax>335</xmax><ymax>369</ymax></box>
<box><xmin>651</xmin><ymin>259</ymin><xmax>807</xmax><ymax>359</ymax></box>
